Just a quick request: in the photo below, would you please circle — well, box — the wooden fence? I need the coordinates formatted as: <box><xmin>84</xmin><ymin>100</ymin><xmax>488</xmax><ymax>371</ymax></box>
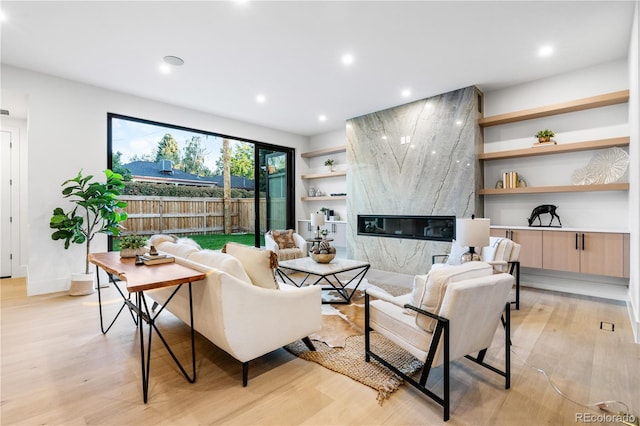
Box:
<box><xmin>119</xmin><ymin>196</ymin><xmax>266</xmax><ymax>236</ymax></box>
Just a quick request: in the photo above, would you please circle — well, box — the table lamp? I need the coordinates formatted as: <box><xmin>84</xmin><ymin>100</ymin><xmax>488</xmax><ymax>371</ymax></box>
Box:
<box><xmin>311</xmin><ymin>212</ymin><xmax>325</xmax><ymax>239</ymax></box>
<box><xmin>456</xmin><ymin>215</ymin><xmax>490</xmax><ymax>262</ymax></box>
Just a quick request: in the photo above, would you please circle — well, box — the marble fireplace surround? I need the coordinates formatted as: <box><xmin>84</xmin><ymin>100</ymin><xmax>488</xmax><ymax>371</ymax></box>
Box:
<box><xmin>346</xmin><ymin>86</ymin><xmax>483</xmax><ymax>275</ymax></box>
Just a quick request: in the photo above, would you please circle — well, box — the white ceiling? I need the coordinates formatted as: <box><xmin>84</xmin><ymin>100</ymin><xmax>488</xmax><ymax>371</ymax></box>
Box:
<box><xmin>0</xmin><ymin>1</ymin><xmax>635</xmax><ymax>136</ymax></box>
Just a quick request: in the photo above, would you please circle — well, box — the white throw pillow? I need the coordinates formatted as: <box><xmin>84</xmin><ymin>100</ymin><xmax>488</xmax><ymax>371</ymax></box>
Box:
<box><xmin>416</xmin><ymin>261</ymin><xmax>493</xmax><ymax>332</ymax></box>
<box><xmin>222</xmin><ymin>242</ymin><xmax>279</xmax><ymax>290</ymax></box>
<box><xmin>446</xmin><ymin>239</ymin><xmax>467</xmax><ymax>265</ymax></box>
<box><xmin>188</xmin><ymin>249</ymin><xmax>252</xmax><ymax>283</ymax></box>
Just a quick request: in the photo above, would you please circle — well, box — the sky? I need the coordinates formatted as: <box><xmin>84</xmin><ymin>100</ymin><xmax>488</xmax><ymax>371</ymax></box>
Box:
<box><xmin>111</xmin><ymin>117</ymin><xmax>225</xmax><ymax>171</ymax></box>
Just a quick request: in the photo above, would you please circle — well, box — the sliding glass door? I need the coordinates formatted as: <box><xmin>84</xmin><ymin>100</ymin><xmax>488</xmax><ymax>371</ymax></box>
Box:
<box><xmin>255</xmin><ymin>147</ymin><xmax>295</xmax><ymax>246</ymax></box>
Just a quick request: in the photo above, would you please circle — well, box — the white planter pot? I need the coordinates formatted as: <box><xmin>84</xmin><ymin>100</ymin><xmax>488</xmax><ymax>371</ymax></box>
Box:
<box><xmin>69</xmin><ymin>272</ymin><xmax>95</xmax><ymax>296</ymax></box>
<box><xmin>120</xmin><ymin>247</ymin><xmax>146</xmax><ymax>258</ymax></box>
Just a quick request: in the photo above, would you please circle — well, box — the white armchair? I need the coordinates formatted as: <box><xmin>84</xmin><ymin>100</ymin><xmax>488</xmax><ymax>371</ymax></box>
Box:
<box><xmin>432</xmin><ymin>237</ymin><xmax>521</xmax><ymax>309</ymax></box>
<box><xmin>265</xmin><ymin>229</ymin><xmax>308</xmax><ymax>261</ymax></box>
<box><xmin>365</xmin><ymin>262</ymin><xmax>513</xmax><ymax>421</ymax></box>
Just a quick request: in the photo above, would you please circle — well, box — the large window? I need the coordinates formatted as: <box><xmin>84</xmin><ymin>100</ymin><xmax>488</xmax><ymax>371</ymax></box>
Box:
<box><xmin>107</xmin><ymin>113</ymin><xmax>295</xmax><ymax>248</ymax></box>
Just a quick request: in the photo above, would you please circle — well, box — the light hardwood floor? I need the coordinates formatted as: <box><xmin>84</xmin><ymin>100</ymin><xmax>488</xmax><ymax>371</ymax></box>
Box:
<box><xmin>1</xmin><ymin>275</ymin><xmax>638</xmax><ymax>425</ymax></box>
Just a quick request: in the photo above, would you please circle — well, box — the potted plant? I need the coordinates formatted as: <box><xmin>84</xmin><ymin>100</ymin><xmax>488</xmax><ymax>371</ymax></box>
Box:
<box><xmin>119</xmin><ymin>234</ymin><xmax>147</xmax><ymax>258</ymax></box>
<box><xmin>324</xmin><ymin>158</ymin><xmax>335</xmax><ymax>172</ymax></box>
<box><xmin>49</xmin><ymin>169</ymin><xmax>128</xmax><ymax>295</ymax></box>
<box><xmin>535</xmin><ymin>129</ymin><xmax>555</xmax><ymax>143</ymax></box>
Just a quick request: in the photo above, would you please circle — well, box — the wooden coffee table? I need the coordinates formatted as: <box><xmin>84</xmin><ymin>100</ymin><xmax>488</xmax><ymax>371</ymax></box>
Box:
<box><xmin>276</xmin><ymin>257</ymin><xmax>370</xmax><ymax>304</ymax></box>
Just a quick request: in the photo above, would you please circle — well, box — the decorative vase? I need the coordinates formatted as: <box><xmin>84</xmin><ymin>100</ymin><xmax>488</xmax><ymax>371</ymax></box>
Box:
<box><xmin>538</xmin><ymin>136</ymin><xmax>551</xmax><ymax>143</ymax></box>
<box><xmin>69</xmin><ymin>272</ymin><xmax>95</xmax><ymax>296</ymax></box>
<box><xmin>326</xmin><ymin>165</ymin><xmax>333</xmax><ymax>172</ymax></box>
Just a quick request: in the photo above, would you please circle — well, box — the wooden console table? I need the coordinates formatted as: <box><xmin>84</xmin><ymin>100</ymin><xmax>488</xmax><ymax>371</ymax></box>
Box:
<box><xmin>88</xmin><ymin>252</ymin><xmax>206</xmax><ymax>403</ymax></box>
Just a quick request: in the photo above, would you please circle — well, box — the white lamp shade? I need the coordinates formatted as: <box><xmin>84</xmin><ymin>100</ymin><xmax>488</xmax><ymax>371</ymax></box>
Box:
<box><xmin>311</xmin><ymin>213</ymin><xmax>325</xmax><ymax>227</ymax></box>
<box><xmin>456</xmin><ymin>217</ymin><xmax>490</xmax><ymax>248</ymax></box>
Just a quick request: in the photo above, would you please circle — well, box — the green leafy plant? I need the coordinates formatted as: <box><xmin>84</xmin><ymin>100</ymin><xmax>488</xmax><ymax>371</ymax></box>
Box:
<box><xmin>119</xmin><ymin>234</ymin><xmax>147</xmax><ymax>250</ymax></box>
<box><xmin>50</xmin><ymin>169</ymin><xmax>128</xmax><ymax>274</ymax></box>
<box><xmin>324</xmin><ymin>158</ymin><xmax>335</xmax><ymax>166</ymax></box>
<box><xmin>535</xmin><ymin>129</ymin><xmax>555</xmax><ymax>138</ymax></box>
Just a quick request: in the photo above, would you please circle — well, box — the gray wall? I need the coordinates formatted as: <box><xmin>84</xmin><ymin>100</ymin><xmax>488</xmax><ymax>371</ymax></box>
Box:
<box><xmin>346</xmin><ymin>86</ymin><xmax>483</xmax><ymax>275</ymax></box>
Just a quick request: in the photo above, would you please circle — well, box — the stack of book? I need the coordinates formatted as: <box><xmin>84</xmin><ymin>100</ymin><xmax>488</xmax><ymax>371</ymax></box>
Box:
<box><xmin>502</xmin><ymin>171</ymin><xmax>519</xmax><ymax>189</ymax></box>
<box><xmin>140</xmin><ymin>253</ymin><xmax>175</xmax><ymax>265</ymax></box>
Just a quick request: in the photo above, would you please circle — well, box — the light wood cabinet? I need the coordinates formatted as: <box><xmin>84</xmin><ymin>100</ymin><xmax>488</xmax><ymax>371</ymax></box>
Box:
<box><xmin>491</xmin><ymin>228</ymin><xmax>542</xmax><ymax>268</ymax></box>
<box><xmin>542</xmin><ymin>231</ymin><xmax>626</xmax><ymax>278</ymax></box>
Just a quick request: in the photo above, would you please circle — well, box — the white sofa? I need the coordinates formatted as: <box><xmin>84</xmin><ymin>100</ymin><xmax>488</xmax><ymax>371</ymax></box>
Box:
<box><xmin>145</xmin><ymin>236</ymin><xmax>322</xmax><ymax>386</ymax></box>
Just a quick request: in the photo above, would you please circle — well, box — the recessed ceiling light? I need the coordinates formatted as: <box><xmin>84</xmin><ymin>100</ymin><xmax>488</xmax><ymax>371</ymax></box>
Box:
<box><xmin>256</xmin><ymin>94</ymin><xmax>266</xmax><ymax>104</ymax></box>
<box><xmin>538</xmin><ymin>45</ymin><xmax>554</xmax><ymax>57</ymax></box>
<box><xmin>341</xmin><ymin>53</ymin><xmax>354</xmax><ymax>66</ymax></box>
<box><xmin>455</xmin><ymin>120</ymin><xmax>463</xmax><ymax>125</ymax></box>
<box><xmin>401</xmin><ymin>89</ymin><xmax>411</xmax><ymax>98</ymax></box>
<box><xmin>163</xmin><ymin>56</ymin><xmax>184</xmax><ymax>66</ymax></box>
<box><xmin>318</xmin><ymin>114</ymin><xmax>327</xmax><ymax>122</ymax></box>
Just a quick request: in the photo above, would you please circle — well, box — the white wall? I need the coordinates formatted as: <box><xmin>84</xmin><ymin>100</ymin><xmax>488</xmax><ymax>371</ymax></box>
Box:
<box><xmin>484</xmin><ymin>57</ymin><xmax>639</xmax><ymax>341</ymax></box>
<box><xmin>1</xmin><ymin>65</ymin><xmax>309</xmax><ymax>295</ymax></box>
<box><xmin>627</xmin><ymin>1</ymin><xmax>639</xmax><ymax>342</ymax></box>
<box><xmin>483</xmin><ymin>60</ymin><xmax>629</xmax><ymax>230</ymax></box>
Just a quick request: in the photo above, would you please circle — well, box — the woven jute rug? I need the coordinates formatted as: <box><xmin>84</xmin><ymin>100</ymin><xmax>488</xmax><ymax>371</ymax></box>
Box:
<box><xmin>286</xmin><ymin>332</ymin><xmax>423</xmax><ymax>403</ymax></box>
<box><xmin>286</xmin><ymin>281</ymin><xmax>421</xmax><ymax>403</ymax></box>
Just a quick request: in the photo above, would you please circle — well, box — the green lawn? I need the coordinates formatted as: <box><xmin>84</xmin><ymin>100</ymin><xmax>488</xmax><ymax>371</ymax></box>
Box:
<box><xmin>113</xmin><ymin>233</ymin><xmax>264</xmax><ymax>251</ymax></box>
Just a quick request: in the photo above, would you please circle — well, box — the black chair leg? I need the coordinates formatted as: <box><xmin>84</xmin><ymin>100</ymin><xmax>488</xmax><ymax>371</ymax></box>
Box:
<box><xmin>242</xmin><ymin>362</ymin><xmax>249</xmax><ymax>387</ymax></box>
<box><xmin>302</xmin><ymin>336</ymin><xmax>316</xmax><ymax>351</ymax></box>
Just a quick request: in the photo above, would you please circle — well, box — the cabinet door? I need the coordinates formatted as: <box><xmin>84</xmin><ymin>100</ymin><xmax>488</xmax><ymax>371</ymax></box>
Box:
<box><xmin>543</xmin><ymin>231</ymin><xmax>580</xmax><ymax>273</ymax></box>
<box><xmin>297</xmin><ymin>220</ymin><xmax>315</xmax><ymax>240</ymax></box>
<box><xmin>511</xmin><ymin>229</ymin><xmax>543</xmax><ymax>269</ymax></box>
<box><xmin>580</xmin><ymin>232</ymin><xmax>624</xmax><ymax>277</ymax></box>
<box><xmin>331</xmin><ymin>222</ymin><xmax>347</xmax><ymax>248</ymax></box>
<box><xmin>490</xmin><ymin>228</ymin><xmax>543</xmax><ymax>268</ymax></box>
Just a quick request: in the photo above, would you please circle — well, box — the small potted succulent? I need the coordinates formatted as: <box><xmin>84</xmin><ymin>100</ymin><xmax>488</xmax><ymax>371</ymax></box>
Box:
<box><xmin>535</xmin><ymin>129</ymin><xmax>555</xmax><ymax>143</ymax></box>
<box><xmin>119</xmin><ymin>234</ymin><xmax>147</xmax><ymax>258</ymax></box>
<box><xmin>324</xmin><ymin>158</ymin><xmax>335</xmax><ymax>172</ymax></box>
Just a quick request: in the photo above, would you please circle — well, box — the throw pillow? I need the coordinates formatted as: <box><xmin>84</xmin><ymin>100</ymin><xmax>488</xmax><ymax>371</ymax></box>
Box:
<box><xmin>446</xmin><ymin>239</ymin><xmax>467</xmax><ymax>265</ymax></box>
<box><xmin>188</xmin><ymin>249</ymin><xmax>252</xmax><ymax>284</ymax></box>
<box><xmin>222</xmin><ymin>242</ymin><xmax>279</xmax><ymax>289</ymax></box>
<box><xmin>416</xmin><ymin>261</ymin><xmax>493</xmax><ymax>332</ymax></box>
<box><xmin>271</xmin><ymin>229</ymin><xmax>297</xmax><ymax>249</ymax></box>
<box><xmin>404</xmin><ymin>274</ymin><xmax>429</xmax><ymax>316</ymax></box>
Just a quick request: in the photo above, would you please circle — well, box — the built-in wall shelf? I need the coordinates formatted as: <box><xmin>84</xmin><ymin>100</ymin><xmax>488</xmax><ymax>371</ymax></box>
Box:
<box><xmin>301</xmin><ymin>146</ymin><xmax>346</xmax><ymax>158</ymax></box>
<box><xmin>301</xmin><ymin>196</ymin><xmax>347</xmax><ymax>201</ymax></box>
<box><xmin>478</xmin><ymin>137</ymin><xmax>630</xmax><ymax>161</ymax></box>
<box><xmin>480</xmin><ymin>183</ymin><xmax>629</xmax><ymax>195</ymax></box>
<box><xmin>478</xmin><ymin>90</ymin><xmax>629</xmax><ymax>127</ymax></box>
<box><xmin>301</xmin><ymin>170</ymin><xmax>347</xmax><ymax>180</ymax></box>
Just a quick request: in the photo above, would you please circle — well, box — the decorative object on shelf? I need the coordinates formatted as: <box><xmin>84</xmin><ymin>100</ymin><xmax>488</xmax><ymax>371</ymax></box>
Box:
<box><xmin>311</xmin><ymin>212</ymin><xmax>325</xmax><ymax>239</ymax></box>
<box><xmin>455</xmin><ymin>215</ymin><xmax>490</xmax><ymax>262</ymax></box>
<box><xmin>119</xmin><ymin>234</ymin><xmax>147</xmax><ymax>258</ymax></box>
<box><xmin>502</xmin><ymin>171</ymin><xmax>519</xmax><ymax>189</ymax></box>
<box><xmin>517</xmin><ymin>177</ymin><xmax>527</xmax><ymax>188</ymax></box>
<box><xmin>308</xmin><ymin>187</ymin><xmax>316</xmax><ymax>197</ymax></box>
<box><xmin>534</xmin><ymin>129</ymin><xmax>555</xmax><ymax>144</ymax></box>
<box><xmin>527</xmin><ymin>204</ymin><xmax>562</xmax><ymax>227</ymax></box>
<box><xmin>495</xmin><ymin>180</ymin><xmax>504</xmax><ymax>189</ymax></box>
<box><xmin>324</xmin><ymin>158</ymin><xmax>335</xmax><ymax>172</ymax></box>
<box><xmin>571</xmin><ymin>147</ymin><xmax>629</xmax><ymax>186</ymax></box>
<box><xmin>310</xmin><ymin>239</ymin><xmax>336</xmax><ymax>263</ymax></box>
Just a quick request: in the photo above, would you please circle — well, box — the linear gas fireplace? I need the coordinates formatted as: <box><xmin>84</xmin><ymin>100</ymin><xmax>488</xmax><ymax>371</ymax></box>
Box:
<box><xmin>357</xmin><ymin>215</ymin><xmax>455</xmax><ymax>242</ymax></box>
